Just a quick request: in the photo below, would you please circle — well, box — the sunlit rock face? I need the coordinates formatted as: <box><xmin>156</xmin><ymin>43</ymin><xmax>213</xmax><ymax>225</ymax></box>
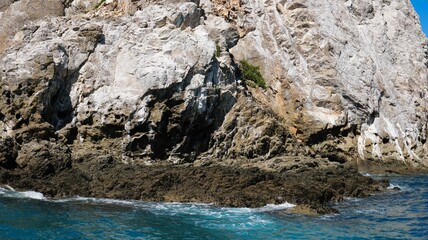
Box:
<box><xmin>213</xmin><ymin>0</ymin><xmax>428</xmax><ymax>167</ymax></box>
<box><xmin>0</xmin><ymin>0</ymin><xmax>426</xmax><ymax>171</ymax></box>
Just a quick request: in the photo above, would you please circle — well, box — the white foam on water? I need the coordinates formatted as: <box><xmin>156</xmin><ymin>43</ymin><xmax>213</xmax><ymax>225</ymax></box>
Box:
<box><xmin>96</xmin><ymin>198</ymin><xmax>136</xmax><ymax>206</ymax></box>
<box><xmin>146</xmin><ymin>202</ymin><xmax>296</xmax><ymax>217</ymax></box>
<box><xmin>148</xmin><ymin>202</ymin><xmax>222</xmax><ymax>217</ymax></box>
<box><xmin>0</xmin><ymin>187</ymin><xmax>46</xmax><ymax>200</ymax></box>
<box><xmin>53</xmin><ymin>197</ymin><xmax>136</xmax><ymax>206</ymax></box>
<box><xmin>387</xmin><ymin>183</ymin><xmax>399</xmax><ymax>190</ymax></box>
<box><xmin>0</xmin><ymin>185</ymin><xmax>15</xmax><ymax>194</ymax></box>
<box><xmin>344</xmin><ymin>197</ymin><xmax>362</xmax><ymax>202</ymax></box>
<box><xmin>0</xmin><ymin>186</ymin><xmax>294</xmax><ymax>223</ymax></box>
<box><xmin>4</xmin><ymin>185</ymin><xmax>14</xmax><ymax>191</ymax></box>
<box><xmin>355</xmin><ymin>208</ymin><xmax>386</xmax><ymax>214</ymax></box>
<box><xmin>208</xmin><ymin>202</ymin><xmax>296</xmax><ymax>216</ymax></box>
<box><xmin>53</xmin><ymin>198</ymin><xmax>219</xmax><ymax>217</ymax></box>
<box><xmin>258</xmin><ymin>202</ymin><xmax>296</xmax><ymax>212</ymax></box>
<box><xmin>21</xmin><ymin>191</ymin><xmax>46</xmax><ymax>200</ymax></box>
<box><xmin>320</xmin><ymin>213</ymin><xmax>340</xmax><ymax>221</ymax></box>
<box><xmin>221</xmin><ymin>207</ymin><xmax>254</xmax><ymax>214</ymax></box>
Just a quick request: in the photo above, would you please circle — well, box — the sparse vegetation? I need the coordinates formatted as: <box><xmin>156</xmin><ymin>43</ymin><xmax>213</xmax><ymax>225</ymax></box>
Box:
<box><xmin>215</xmin><ymin>42</ymin><xmax>221</xmax><ymax>58</ymax></box>
<box><xmin>239</xmin><ymin>60</ymin><xmax>267</xmax><ymax>89</ymax></box>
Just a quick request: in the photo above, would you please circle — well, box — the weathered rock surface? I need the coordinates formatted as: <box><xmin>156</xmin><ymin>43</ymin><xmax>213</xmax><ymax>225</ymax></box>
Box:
<box><xmin>0</xmin><ymin>0</ymin><xmax>426</xmax><ymax>210</ymax></box>
<box><xmin>0</xmin><ymin>159</ymin><xmax>388</xmax><ymax>213</ymax></box>
<box><xmin>222</xmin><ymin>0</ymin><xmax>428</xmax><ymax>168</ymax></box>
<box><xmin>1</xmin><ymin>0</ymin><xmax>239</xmax><ymax>166</ymax></box>
<box><xmin>0</xmin><ymin>0</ymin><xmax>65</xmax><ymax>52</ymax></box>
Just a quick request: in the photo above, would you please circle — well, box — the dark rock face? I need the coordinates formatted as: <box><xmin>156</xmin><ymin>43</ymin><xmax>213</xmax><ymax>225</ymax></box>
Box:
<box><xmin>0</xmin><ymin>159</ymin><xmax>388</xmax><ymax>213</ymax></box>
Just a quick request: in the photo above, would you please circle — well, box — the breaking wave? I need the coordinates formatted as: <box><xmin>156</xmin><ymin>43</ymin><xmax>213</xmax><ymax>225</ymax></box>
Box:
<box><xmin>0</xmin><ymin>186</ymin><xmax>46</xmax><ymax>200</ymax></box>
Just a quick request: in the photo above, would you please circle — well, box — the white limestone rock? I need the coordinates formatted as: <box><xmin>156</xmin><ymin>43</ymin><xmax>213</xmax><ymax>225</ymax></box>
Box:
<box><xmin>227</xmin><ymin>0</ymin><xmax>428</xmax><ymax>166</ymax></box>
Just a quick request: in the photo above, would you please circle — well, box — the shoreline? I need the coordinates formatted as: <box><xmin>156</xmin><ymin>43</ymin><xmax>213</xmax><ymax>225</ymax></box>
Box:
<box><xmin>1</xmin><ymin>172</ymin><xmax>426</xmax><ymax>239</ymax></box>
<box><xmin>0</xmin><ymin>159</ymin><xmax>390</xmax><ymax>214</ymax></box>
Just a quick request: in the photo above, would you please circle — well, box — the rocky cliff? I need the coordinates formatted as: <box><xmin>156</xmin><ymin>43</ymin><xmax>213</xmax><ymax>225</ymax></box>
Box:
<box><xmin>0</xmin><ymin>0</ymin><xmax>425</xmax><ymax>211</ymax></box>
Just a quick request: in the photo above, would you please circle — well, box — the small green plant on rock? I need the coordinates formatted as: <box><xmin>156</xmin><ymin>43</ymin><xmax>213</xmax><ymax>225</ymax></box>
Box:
<box><xmin>239</xmin><ymin>60</ymin><xmax>267</xmax><ymax>89</ymax></box>
<box><xmin>215</xmin><ymin>42</ymin><xmax>221</xmax><ymax>58</ymax></box>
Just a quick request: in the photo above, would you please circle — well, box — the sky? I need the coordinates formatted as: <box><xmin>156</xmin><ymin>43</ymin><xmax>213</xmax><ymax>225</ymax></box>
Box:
<box><xmin>410</xmin><ymin>0</ymin><xmax>428</xmax><ymax>37</ymax></box>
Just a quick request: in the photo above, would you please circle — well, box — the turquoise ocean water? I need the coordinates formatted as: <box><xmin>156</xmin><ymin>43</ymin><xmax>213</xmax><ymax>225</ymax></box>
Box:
<box><xmin>0</xmin><ymin>175</ymin><xmax>427</xmax><ymax>239</ymax></box>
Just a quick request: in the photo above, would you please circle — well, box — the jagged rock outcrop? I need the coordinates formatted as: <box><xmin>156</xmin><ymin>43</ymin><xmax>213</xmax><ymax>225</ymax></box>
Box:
<box><xmin>0</xmin><ymin>0</ymin><xmax>428</xmax><ymax>172</ymax></box>
<box><xmin>209</xmin><ymin>0</ymin><xmax>428</xmax><ymax>169</ymax></box>
<box><xmin>0</xmin><ymin>0</ymin><xmax>427</xmax><ymax>198</ymax></box>
<box><xmin>0</xmin><ymin>0</ymin><xmax>243</xmax><ymax>167</ymax></box>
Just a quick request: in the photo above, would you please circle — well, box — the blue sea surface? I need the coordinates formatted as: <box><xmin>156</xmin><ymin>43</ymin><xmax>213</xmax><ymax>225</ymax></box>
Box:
<box><xmin>0</xmin><ymin>175</ymin><xmax>427</xmax><ymax>239</ymax></box>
